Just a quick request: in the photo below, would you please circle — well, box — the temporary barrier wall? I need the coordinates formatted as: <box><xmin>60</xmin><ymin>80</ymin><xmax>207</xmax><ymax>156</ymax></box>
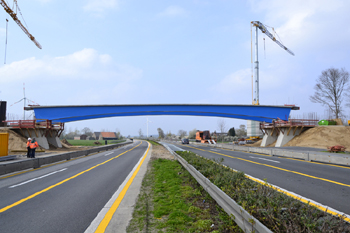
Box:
<box><xmin>0</xmin><ymin>133</ymin><xmax>9</xmax><ymax>156</ymax></box>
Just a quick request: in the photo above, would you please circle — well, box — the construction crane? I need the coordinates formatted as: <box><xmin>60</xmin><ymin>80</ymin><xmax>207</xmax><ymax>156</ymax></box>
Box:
<box><xmin>0</xmin><ymin>0</ymin><xmax>41</xmax><ymax>49</ymax></box>
<box><xmin>251</xmin><ymin>21</ymin><xmax>294</xmax><ymax>105</ymax></box>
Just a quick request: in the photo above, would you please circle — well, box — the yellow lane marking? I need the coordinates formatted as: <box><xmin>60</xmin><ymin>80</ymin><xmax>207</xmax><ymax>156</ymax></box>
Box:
<box><xmin>0</xmin><ymin>145</ymin><xmax>130</xmax><ymax>180</ymax></box>
<box><xmin>95</xmin><ymin>141</ymin><xmax>150</xmax><ymax>233</ymax></box>
<box><xmin>184</xmin><ymin>145</ymin><xmax>350</xmax><ymax>187</ymax></box>
<box><xmin>247</xmin><ymin>175</ymin><xmax>350</xmax><ymax>223</ymax></box>
<box><xmin>0</xmin><ymin>156</ymin><xmax>84</xmax><ymax>180</ymax></box>
<box><xmin>0</xmin><ymin>142</ymin><xmax>142</xmax><ymax>213</ymax></box>
<box><xmin>190</xmin><ymin>145</ymin><xmax>350</xmax><ymax>169</ymax></box>
<box><xmin>182</xmin><ymin>145</ymin><xmax>350</xmax><ymax>223</ymax></box>
<box><xmin>284</xmin><ymin>157</ymin><xmax>350</xmax><ymax>169</ymax></box>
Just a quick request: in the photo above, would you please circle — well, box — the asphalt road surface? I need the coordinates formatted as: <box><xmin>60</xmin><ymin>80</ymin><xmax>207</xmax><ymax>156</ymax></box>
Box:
<box><xmin>0</xmin><ymin>141</ymin><xmax>148</xmax><ymax>233</ymax></box>
<box><xmin>166</xmin><ymin>142</ymin><xmax>350</xmax><ymax>216</ymax></box>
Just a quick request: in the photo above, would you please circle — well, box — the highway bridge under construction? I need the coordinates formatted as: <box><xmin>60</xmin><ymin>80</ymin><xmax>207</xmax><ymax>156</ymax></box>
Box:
<box><xmin>1</xmin><ymin>103</ymin><xmax>301</xmax><ymax>149</ymax></box>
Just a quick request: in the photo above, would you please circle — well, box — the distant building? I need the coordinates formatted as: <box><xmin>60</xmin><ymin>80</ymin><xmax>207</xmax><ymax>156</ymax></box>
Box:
<box><xmin>80</xmin><ymin>135</ymin><xmax>88</xmax><ymax>140</ymax></box>
<box><xmin>74</xmin><ymin>136</ymin><xmax>80</xmax><ymax>140</ymax></box>
<box><xmin>93</xmin><ymin>132</ymin><xmax>118</xmax><ymax>140</ymax></box>
<box><xmin>92</xmin><ymin>132</ymin><xmax>101</xmax><ymax>140</ymax></box>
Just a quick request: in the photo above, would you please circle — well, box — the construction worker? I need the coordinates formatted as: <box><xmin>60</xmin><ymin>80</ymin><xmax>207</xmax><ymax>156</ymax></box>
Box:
<box><xmin>29</xmin><ymin>138</ymin><xmax>39</xmax><ymax>158</ymax></box>
<box><xmin>26</xmin><ymin>138</ymin><xmax>31</xmax><ymax>158</ymax></box>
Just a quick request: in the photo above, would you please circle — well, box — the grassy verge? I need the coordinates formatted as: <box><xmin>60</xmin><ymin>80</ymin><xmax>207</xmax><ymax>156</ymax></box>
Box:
<box><xmin>177</xmin><ymin>151</ymin><xmax>350</xmax><ymax>232</ymax></box>
<box><xmin>66</xmin><ymin>139</ymin><xmax>126</xmax><ymax>146</ymax></box>
<box><xmin>127</xmin><ymin>158</ymin><xmax>242</xmax><ymax>232</ymax></box>
<box><xmin>146</xmin><ymin>140</ymin><xmax>160</xmax><ymax>145</ymax></box>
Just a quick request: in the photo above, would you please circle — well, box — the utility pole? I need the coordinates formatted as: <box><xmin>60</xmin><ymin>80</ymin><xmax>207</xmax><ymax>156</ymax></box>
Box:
<box><xmin>146</xmin><ymin>117</ymin><xmax>152</xmax><ymax>138</ymax></box>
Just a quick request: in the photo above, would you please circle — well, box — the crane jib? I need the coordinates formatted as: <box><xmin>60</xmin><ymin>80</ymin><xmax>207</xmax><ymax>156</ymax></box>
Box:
<box><xmin>1</xmin><ymin>0</ymin><xmax>42</xmax><ymax>49</ymax></box>
<box><xmin>251</xmin><ymin>21</ymin><xmax>294</xmax><ymax>56</ymax></box>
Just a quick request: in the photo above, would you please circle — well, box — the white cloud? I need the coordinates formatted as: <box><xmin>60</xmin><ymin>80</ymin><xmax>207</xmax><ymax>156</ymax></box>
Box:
<box><xmin>83</xmin><ymin>0</ymin><xmax>118</xmax><ymax>16</ymax></box>
<box><xmin>0</xmin><ymin>48</ymin><xmax>142</xmax><ymax>83</ymax></box>
<box><xmin>157</xmin><ymin>6</ymin><xmax>187</xmax><ymax>18</ymax></box>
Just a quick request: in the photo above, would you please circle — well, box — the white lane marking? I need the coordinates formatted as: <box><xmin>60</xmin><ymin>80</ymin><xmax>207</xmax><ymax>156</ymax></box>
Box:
<box><xmin>105</xmin><ymin>152</ymin><xmax>114</xmax><ymax>156</ymax></box>
<box><xmin>249</xmin><ymin>156</ymin><xmax>280</xmax><ymax>163</ymax></box>
<box><xmin>9</xmin><ymin>168</ymin><xmax>67</xmax><ymax>188</ymax></box>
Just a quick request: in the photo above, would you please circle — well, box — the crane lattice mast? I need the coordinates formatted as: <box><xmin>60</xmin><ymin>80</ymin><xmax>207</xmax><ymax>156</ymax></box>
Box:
<box><xmin>0</xmin><ymin>0</ymin><xmax>41</xmax><ymax>49</ymax></box>
<box><xmin>251</xmin><ymin>21</ymin><xmax>294</xmax><ymax>105</ymax></box>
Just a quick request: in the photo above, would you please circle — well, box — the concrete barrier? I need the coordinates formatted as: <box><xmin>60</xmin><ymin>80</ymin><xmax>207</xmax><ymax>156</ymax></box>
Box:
<box><xmin>0</xmin><ymin>141</ymin><xmax>132</xmax><ymax>176</ymax></box>
<box><xmin>187</xmin><ymin>142</ymin><xmax>350</xmax><ymax>167</ymax></box>
<box><xmin>272</xmin><ymin>150</ymin><xmax>308</xmax><ymax>160</ymax></box>
<box><xmin>309</xmin><ymin>152</ymin><xmax>350</xmax><ymax>166</ymax></box>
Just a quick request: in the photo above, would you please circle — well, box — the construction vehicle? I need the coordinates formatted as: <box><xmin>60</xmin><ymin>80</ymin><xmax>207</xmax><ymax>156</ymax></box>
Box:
<box><xmin>195</xmin><ymin>130</ymin><xmax>216</xmax><ymax>144</ymax></box>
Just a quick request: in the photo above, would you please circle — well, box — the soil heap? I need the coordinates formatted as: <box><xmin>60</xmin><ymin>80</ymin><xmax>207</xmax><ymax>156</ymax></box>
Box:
<box><xmin>284</xmin><ymin>126</ymin><xmax>350</xmax><ymax>149</ymax></box>
<box><xmin>0</xmin><ymin>128</ymin><xmax>28</xmax><ymax>153</ymax></box>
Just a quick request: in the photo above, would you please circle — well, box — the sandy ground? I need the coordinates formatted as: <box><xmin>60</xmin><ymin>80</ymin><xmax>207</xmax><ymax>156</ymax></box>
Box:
<box><xmin>151</xmin><ymin>144</ymin><xmax>174</xmax><ymax>160</ymax></box>
<box><xmin>244</xmin><ymin>126</ymin><xmax>350</xmax><ymax>149</ymax></box>
<box><xmin>0</xmin><ymin>128</ymin><xmax>28</xmax><ymax>152</ymax></box>
<box><xmin>283</xmin><ymin>126</ymin><xmax>350</xmax><ymax>149</ymax></box>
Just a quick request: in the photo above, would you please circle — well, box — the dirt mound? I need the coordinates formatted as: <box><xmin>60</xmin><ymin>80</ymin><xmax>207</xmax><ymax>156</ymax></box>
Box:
<box><xmin>0</xmin><ymin>128</ymin><xmax>28</xmax><ymax>153</ymax></box>
<box><xmin>283</xmin><ymin>126</ymin><xmax>350</xmax><ymax>149</ymax></box>
<box><xmin>61</xmin><ymin>139</ymin><xmax>72</xmax><ymax>147</ymax></box>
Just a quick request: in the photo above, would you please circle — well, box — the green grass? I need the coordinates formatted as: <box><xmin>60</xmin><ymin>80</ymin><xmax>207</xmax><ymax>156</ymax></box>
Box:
<box><xmin>66</xmin><ymin>139</ymin><xmax>126</xmax><ymax>146</ymax></box>
<box><xmin>146</xmin><ymin>140</ymin><xmax>160</xmax><ymax>145</ymax></box>
<box><xmin>321</xmin><ymin>150</ymin><xmax>350</xmax><ymax>154</ymax></box>
<box><xmin>127</xmin><ymin>158</ymin><xmax>241</xmax><ymax>232</ymax></box>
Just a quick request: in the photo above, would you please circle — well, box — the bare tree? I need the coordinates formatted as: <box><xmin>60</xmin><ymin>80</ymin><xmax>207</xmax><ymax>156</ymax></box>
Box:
<box><xmin>310</xmin><ymin>68</ymin><xmax>349</xmax><ymax>119</ymax></box>
<box><xmin>138</xmin><ymin>128</ymin><xmax>143</xmax><ymax>138</ymax></box>
<box><xmin>236</xmin><ymin>124</ymin><xmax>247</xmax><ymax>137</ymax></box>
<box><xmin>217</xmin><ymin>119</ymin><xmax>227</xmax><ymax>133</ymax></box>
<box><xmin>157</xmin><ymin>128</ymin><xmax>165</xmax><ymax>139</ymax></box>
<box><xmin>82</xmin><ymin>127</ymin><xmax>93</xmax><ymax>136</ymax></box>
<box><xmin>178</xmin><ymin>130</ymin><xmax>187</xmax><ymax>139</ymax></box>
<box><xmin>217</xmin><ymin>119</ymin><xmax>227</xmax><ymax>142</ymax></box>
<box><xmin>115</xmin><ymin>128</ymin><xmax>121</xmax><ymax>139</ymax></box>
<box><xmin>188</xmin><ymin>128</ymin><xmax>197</xmax><ymax>139</ymax></box>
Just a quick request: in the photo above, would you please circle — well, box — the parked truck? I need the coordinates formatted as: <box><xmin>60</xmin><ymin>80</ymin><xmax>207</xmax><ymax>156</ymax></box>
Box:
<box><xmin>195</xmin><ymin>130</ymin><xmax>216</xmax><ymax>144</ymax></box>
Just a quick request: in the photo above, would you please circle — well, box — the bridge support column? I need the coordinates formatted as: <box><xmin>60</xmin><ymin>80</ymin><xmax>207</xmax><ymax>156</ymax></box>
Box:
<box><xmin>260</xmin><ymin>128</ymin><xmax>278</xmax><ymax>147</ymax></box>
<box><xmin>275</xmin><ymin>127</ymin><xmax>304</xmax><ymax>147</ymax></box>
<box><xmin>13</xmin><ymin>128</ymin><xmax>62</xmax><ymax>149</ymax></box>
<box><xmin>47</xmin><ymin>132</ymin><xmax>62</xmax><ymax>148</ymax></box>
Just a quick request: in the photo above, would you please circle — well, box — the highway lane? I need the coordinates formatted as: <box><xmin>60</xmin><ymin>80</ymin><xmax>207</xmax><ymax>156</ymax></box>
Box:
<box><xmin>0</xmin><ymin>140</ymin><xmax>149</xmax><ymax>233</ymax></box>
<box><xmin>167</xmin><ymin>143</ymin><xmax>350</xmax><ymax>216</ymax></box>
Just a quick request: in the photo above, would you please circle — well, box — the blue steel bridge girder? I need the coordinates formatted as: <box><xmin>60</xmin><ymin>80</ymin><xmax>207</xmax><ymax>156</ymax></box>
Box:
<box><xmin>25</xmin><ymin>104</ymin><xmax>299</xmax><ymax>123</ymax></box>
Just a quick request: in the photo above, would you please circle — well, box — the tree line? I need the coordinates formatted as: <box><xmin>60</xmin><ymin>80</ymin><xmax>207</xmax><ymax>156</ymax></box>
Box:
<box><xmin>60</xmin><ymin>127</ymin><xmax>124</xmax><ymax>140</ymax></box>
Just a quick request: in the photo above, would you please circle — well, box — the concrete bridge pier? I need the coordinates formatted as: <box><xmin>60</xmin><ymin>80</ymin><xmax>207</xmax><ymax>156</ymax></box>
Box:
<box><xmin>260</xmin><ymin>119</ymin><xmax>317</xmax><ymax>147</ymax></box>
<box><xmin>260</xmin><ymin>128</ymin><xmax>278</xmax><ymax>147</ymax></box>
<box><xmin>275</xmin><ymin>127</ymin><xmax>304</xmax><ymax>147</ymax></box>
<box><xmin>13</xmin><ymin>128</ymin><xmax>62</xmax><ymax>149</ymax></box>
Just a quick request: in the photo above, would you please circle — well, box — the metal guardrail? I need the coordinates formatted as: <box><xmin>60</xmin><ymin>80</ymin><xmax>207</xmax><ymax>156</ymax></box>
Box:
<box><xmin>0</xmin><ymin>141</ymin><xmax>132</xmax><ymax>175</ymax></box>
<box><xmin>160</xmin><ymin>142</ymin><xmax>272</xmax><ymax>233</ymax></box>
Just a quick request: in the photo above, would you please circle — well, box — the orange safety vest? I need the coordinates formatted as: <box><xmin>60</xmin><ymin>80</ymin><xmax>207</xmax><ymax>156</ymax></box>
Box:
<box><xmin>27</xmin><ymin>141</ymin><xmax>30</xmax><ymax>147</ymax></box>
<box><xmin>29</xmin><ymin>141</ymin><xmax>39</xmax><ymax>149</ymax></box>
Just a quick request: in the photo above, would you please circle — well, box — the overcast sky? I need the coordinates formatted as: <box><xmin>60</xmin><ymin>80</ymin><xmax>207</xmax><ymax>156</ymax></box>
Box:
<box><xmin>0</xmin><ymin>0</ymin><xmax>349</xmax><ymax>136</ymax></box>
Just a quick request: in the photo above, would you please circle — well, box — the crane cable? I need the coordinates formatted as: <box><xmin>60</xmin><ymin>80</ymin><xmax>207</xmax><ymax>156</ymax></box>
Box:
<box><xmin>264</xmin><ymin>37</ymin><xmax>266</xmax><ymax>59</ymax></box>
<box><xmin>4</xmin><ymin>18</ymin><xmax>8</xmax><ymax>64</ymax></box>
